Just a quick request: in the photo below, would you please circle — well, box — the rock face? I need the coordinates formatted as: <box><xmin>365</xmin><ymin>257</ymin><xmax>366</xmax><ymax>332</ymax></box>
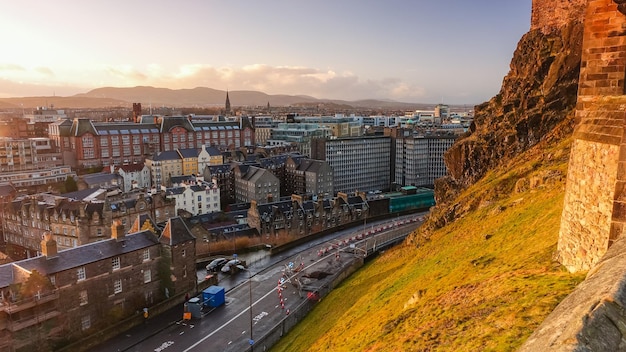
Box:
<box><xmin>519</xmin><ymin>236</ymin><xmax>626</xmax><ymax>351</ymax></box>
<box><xmin>431</xmin><ymin>5</ymin><xmax>584</xmax><ymax>224</ymax></box>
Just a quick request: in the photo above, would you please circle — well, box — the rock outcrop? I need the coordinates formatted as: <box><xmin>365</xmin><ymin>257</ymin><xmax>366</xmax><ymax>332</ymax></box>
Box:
<box><xmin>519</xmin><ymin>236</ymin><xmax>626</xmax><ymax>351</ymax></box>
<box><xmin>422</xmin><ymin>7</ymin><xmax>585</xmax><ymax>232</ymax></box>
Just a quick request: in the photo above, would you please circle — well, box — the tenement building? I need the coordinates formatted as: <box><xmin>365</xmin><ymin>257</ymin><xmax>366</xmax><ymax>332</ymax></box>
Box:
<box><xmin>0</xmin><ymin>216</ymin><xmax>196</xmax><ymax>351</ymax></box>
<box><xmin>1</xmin><ymin>190</ymin><xmax>174</xmax><ymax>260</ymax></box>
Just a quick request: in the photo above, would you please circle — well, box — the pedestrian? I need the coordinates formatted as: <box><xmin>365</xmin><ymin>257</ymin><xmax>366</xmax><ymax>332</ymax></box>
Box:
<box><xmin>185</xmin><ymin>292</ymin><xmax>190</xmax><ymax>301</ymax></box>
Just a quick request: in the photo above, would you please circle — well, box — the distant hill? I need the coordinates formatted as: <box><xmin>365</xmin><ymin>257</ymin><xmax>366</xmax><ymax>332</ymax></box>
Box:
<box><xmin>0</xmin><ymin>86</ymin><xmax>438</xmax><ymax>110</ymax></box>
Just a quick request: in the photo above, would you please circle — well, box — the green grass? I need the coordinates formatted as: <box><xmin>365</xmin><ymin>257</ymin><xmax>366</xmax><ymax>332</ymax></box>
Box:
<box><xmin>271</xmin><ymin>137</ymin><xmax>585</xmax><ymax>352</ymax></box>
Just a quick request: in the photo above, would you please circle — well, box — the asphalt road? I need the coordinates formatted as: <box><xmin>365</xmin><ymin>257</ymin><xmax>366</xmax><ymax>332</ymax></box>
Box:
<box><xmin>92</xmin><ymin>213</ymin><xmax>425</xmax><ymax>352</ymax></box>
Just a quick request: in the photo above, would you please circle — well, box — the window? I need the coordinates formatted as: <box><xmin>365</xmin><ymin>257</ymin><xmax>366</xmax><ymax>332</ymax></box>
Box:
<box><xmin>112</xmin><ymin>257</ymin><xmax>121</xmax><ymax>270</ymax></box>
<box><xmin>143</xmin><ymin>249</ymin><xmax>150</xmax><ymax>261</ymax></box>
<box><xmin>49</xmin><ymin>275</ymin><xmax>56</xmax><ymax>286</ymax></box>
<box><xmin>181</xmin><ymin>249</ymin><xmax>186</xmax><ymax>257</ymax></box>
<box><xmin>144</xmin><ymin>269</ymin><xmax>151</xmax><ymax>283</ymax></box>
<box><xmin>77</xmin><ymin>267</ymin><xmax>86</xmax><ymax>281</ymax></box>
<box><xmin>79</xmin><ymin>290</ymin><xmax>88</xmax><ymax>306</ymax></box>
<box><xmin>114</xmin><ymin>279</ymin><xmax>122</xmax><ymax>294</ymax></box>
<box><xmin>81</xmin><ymin>315</ymin><xmax>91</xmax><ymax>331</ymax></box>
<box><xmin>183</xmin><ymin>265</ymin><xmax>187</xmax><ymax>278</ymax></box>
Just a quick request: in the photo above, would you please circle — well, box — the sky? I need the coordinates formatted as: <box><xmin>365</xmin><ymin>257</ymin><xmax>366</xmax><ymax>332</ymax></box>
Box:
<box><xmin>0</xmin><ymin>0</ymin><xmax>531</xmax><ymax>105</ymax></box>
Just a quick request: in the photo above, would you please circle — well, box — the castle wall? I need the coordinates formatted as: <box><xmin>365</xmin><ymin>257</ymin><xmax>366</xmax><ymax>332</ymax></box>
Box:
<box><xmin>558</xmin><ymin>0</ymin><xmax>626</xmax><ymax>272</ymax></box>
<box><xmin>531</xmin><ymin>0</ymin><xmax>587</xmax><ymax>34</ymax></box>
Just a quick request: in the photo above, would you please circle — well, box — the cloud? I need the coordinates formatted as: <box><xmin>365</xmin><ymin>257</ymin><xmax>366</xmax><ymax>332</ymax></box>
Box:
<box><xmin>0</xmin><ymin>63</ymin><xmax>432</xmax><ymax>102</ymax></box>
<box><xmin>135</xmin><ymin>64</ymin><xmax>428</xmax><ymax>102</ymax></box>
<box><xmin>105</xmin><ymin>65</ymin><xmax>148</xmax><ymax>83</ymax></box>
<box><xmin>0</xmin><ymin>64</ymin><xmax>25</xmax><ymax>72</ymax></box>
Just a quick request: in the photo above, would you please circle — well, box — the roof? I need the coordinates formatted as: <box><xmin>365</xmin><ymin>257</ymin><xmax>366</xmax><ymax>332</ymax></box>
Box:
<box><xmin>82</xmin><ymin>173</ymin><xmax>119</xmax><ymax>186</ymax></box>
<box><xmin>69</xmin><ymin>118</ymin><xmax>97</xmax><ymax>137</ymax></box>
<box><xmin>178</xmin><ymin>148</ymin><xmax>199</xmax><ymax>159</ymax></box>
<box><xmin>0</xmin><ymin>231</ymin><xmax>159</xmax><ymax>288</ymax></box>
<box><xmin>152</xmin><ymin>150</ymin><xmax>181</xmax><ymax>161</ymax></box>
<box><xmin>62</xmin><ymin>187</ymin><xmax>106</xmax><ymax>201</ymax></box>
<box><xmin>159</xmin><ymin>217</ymin><xmax>196</xmax><ymax>246</ymax></box>
<box><xmin>160</xmin><ymin>116</ymin><xmax>195</xmax><ymax>133</ymax></box>
<box><xmin>117</xmin><ymin>163</ymin><xmax>146</xmax><ymax>173</ymax></box>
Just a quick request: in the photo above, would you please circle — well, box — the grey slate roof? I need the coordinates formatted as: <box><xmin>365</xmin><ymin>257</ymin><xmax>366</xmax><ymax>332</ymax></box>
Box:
<box><xmin>69</xmin><ymin>119</ymin><xmax>97</xmax><ymax>137</ymax></box>
<box><xmin>152</xmin><ymin>150</ymin><xmax>181</xmax><ymax>161</ymax></box>
<box><xmin>0</xmin><ymin>231</ymin><xmax>159</xmax><ymax>288</ymax></box>
<box><xmin>159</xmin><ymin>217</ymin><xmax>195</xmax><ymax>246</ymax></box>
<box><xmin>178</xmin><ymin>148</ymin><xmax>199</xmax><ymax>159</ymax></box>
<box><xmin>160</xmin><ymin>116</ymin><xmax>195</xmax><ymax>133</ymax></box>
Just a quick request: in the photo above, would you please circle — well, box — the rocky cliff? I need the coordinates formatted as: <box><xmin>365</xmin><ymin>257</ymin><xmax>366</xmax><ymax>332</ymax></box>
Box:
<box><xmin>418</xmin><ymin>12</ymin><xmax>585</xmax><ymax>234</ymax></box>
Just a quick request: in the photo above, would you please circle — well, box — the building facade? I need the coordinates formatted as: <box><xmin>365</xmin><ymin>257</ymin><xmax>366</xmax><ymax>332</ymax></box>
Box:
<box><xmin>1</xmin><ymin>191</ymin><xmax>174</xmax><ymax>259</ymax></box>
<box><xmin>311</xmin><ymin>136</ymin><xmax>391</xmax><ymax>193</ymax></box>
<box><xmin>0</xmin><ymin>216</ymin><xmax>196</xmax><ymax>351</ymax></box>
<box><xmin>394</xmin><ymin>130</ymin><xmax>456</xmax><ymax>187</ymax></box>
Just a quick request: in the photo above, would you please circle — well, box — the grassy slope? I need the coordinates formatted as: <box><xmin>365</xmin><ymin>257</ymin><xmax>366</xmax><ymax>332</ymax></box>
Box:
<box><xmin>272</xmin><ymin>137</ymin><xmax>586</xmax><ymax>352</ymax></box>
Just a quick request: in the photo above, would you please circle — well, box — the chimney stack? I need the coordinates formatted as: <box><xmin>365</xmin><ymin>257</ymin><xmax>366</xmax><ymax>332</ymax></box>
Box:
<box><xmin>111</xmin><ymin>219</ymin><xmax>126</xmax><ymax>242</ymax></box>
<box><xmin>41</xmin><ymin>232</ymin><xmax>58</xmax><ymax>259</ymax></box>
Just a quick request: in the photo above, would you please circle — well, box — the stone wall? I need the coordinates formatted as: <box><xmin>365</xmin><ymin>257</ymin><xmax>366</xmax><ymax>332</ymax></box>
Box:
<box><xmin>520</xmin><ymin>236</ymin><xmax>626</xmax><ymax>351</ymax></box>
<box><xmin>531</xmin><ymin>0</ymin><xmax>586</xmax><ymax>34</ymax></box>
<box><xmin>558</xmin><ymin>0</ymin><xmax>626</xmax><ymax>272</ymax></box>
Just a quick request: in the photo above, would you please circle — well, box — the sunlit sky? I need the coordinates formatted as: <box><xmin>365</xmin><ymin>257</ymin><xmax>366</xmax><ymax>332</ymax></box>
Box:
<box><xmin>0</xmin><ymin>0</ymin><xmax>531</xmax><ymax>104</ymax></box>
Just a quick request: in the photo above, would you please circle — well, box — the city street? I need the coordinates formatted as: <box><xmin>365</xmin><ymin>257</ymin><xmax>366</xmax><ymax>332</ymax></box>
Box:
<box><xmin>92</xmin><ymin>213</ymin><xmax>425</xmax><ymax>352</ymax></box>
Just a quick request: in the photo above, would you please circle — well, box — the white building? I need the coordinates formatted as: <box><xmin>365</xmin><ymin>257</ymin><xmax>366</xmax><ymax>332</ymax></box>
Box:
<box><xmin>164</xmin><ymin>181</ymin><xmax>221</xmax><ymax>216</ymax></box>
<box><xmin>114</xmin><ymin>163</ymin><xmax>151</xmax><ymax>192</ymax></box>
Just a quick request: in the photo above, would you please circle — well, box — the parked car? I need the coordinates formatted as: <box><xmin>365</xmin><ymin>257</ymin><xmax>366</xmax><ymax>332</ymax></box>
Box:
<box><xmin>206</xmin><ymin>258</ymin><xmax>228</xmax><ymax>272</ymax></box>
<box><xmin>221</xmin><ymin>259</ymin><xmax>243</xmax><ymax>273</ymax></box>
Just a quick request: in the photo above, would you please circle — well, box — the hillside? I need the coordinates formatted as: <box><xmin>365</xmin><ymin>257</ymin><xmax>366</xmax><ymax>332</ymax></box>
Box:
<box><xmin>272</xmin><ymin>123</ymin><xmax>584</xmax><ymax>351</ymax></box>
<box><xmin>0</xmin><ymin>86</ymin><xmax>441</xmax><ymax>110</ymax></box>
<box><xmin>272</xmin><ymin>5</ymin><xmax>587</xmax><ymax>352</ymax></box>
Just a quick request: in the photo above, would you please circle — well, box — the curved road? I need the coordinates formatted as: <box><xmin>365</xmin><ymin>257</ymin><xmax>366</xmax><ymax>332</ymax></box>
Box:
<box><xmin>93</xmin><ymin>212</ymin><xmax>426</xmax><ymax>352</ymax></box>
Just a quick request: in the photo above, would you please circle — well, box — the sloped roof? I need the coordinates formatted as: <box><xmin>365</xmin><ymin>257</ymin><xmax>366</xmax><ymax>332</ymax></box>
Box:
<box><xmin>159</xmin><ymin>217</ymin><xmax>195</xmax><ymax>246</ymax></box>
<box><xmin>160</xmin><ymin>116</ymin><xmax>195</xmax><ymax>133</ymax></box>
<box><xmin>178</xmin><ymin>148</ymin><xmax>199</xmax><ymax>159</ymax></box>
<box><xmin>152</xmin><ymin>150</ymin><xmax>181</xmax><ymax>161</ymax></box>
<box><xmin>0</xmin><ymin>231</ymin><xmax>159</xmax><ymax>288</ymax></box>
<box><xmin>69</xmin><ymin>119</ymin><xmax>97</xmax><ymax>137</ymax></box>
<box><xmin>117</xmin><ymin>163</ymin><xmax>146</xmax><ymax>173</ymax></box>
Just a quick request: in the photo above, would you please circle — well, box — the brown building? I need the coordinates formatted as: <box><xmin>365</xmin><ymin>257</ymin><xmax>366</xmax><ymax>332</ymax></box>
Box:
<box><xmin>0</xmin><ymin>215</ymin><xmax>196</xmax><ymax>351</ymax></box>
<box><xmin>1</xmin><ymin>190</ymin><xmax>175</xmax><ymax>260</ymax></box>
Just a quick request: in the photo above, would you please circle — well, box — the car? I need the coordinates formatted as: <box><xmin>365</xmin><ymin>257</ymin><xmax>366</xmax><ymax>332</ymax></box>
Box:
<box><xmin>221</xmin><ymin>259</ymin><xmax>243</xmax><ymax>273</ymax></box>
<box><xmin>206</xmin><ymin>258</ymin><xmax>228</xmax><ymax>272</ymax></box>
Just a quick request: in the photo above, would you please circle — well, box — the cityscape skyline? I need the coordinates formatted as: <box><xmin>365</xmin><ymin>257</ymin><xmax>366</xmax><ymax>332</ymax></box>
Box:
<box><xmin>0</xmin><ymin>0</ymin><xmax>531</xmax><ymax>105</ymax></box>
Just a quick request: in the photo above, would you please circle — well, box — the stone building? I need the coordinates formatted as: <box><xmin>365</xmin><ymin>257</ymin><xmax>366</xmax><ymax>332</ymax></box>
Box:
<box><xmin>285</xmin><ymin>156</ymin><xmax>334</xmax><ymax>198</ymax></box>
<box><xmin>247</xmin><ymin>192</ymin><xmax>368</xmax><ymax>238</ymax></box>
<box><xmin>233</xmin><ymin>165</ymin><xmax>280</xmax><ymax>204</ymax></box>
<box><xmin>558</xmin><ymin>0</ymin><xmax>626</xmax><ymax>272</ymax></box>
<box><xmin>0</xmin><ymin>216</ymin><xmax>196</xmax><ymax>351</ymax></box>
<box><xmin>1</xmin><ymin>191</ymin><xmax>174</xmax><ymax>260</ymax></box>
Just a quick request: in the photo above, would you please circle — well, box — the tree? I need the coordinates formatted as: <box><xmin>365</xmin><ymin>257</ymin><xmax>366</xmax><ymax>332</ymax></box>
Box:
<box><xmin>64</xmin><ymin>176</ymin><xmax>78</xmax><ymax>193</ymax></box>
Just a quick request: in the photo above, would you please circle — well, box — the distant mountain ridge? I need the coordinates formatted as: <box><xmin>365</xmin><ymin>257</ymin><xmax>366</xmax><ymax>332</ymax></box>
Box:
<box><xmin>0</xmin><ymin>86</ymin><xmax>438</xmax><ymax>110</ymax></box>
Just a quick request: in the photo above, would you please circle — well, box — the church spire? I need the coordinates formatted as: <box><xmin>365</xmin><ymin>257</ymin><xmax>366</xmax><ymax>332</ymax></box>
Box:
<box><xmin>225</xmin><ymin>90</ymin><xmax>231</xmax><ymax>115</ymax></box>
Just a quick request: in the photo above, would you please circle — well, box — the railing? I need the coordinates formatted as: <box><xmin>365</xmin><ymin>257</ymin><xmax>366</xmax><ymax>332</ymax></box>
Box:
<box><xmin>0</xmin><ymin>291</ymin><xmax>59</xmax><ymax>314</ymax></box>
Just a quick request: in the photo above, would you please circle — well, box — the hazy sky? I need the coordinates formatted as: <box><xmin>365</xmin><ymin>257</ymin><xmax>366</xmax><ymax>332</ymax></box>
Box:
<box><xmin>0</xmin><ymin>0</ymin><xmax>531</xmax><ymax>104</ymax></box>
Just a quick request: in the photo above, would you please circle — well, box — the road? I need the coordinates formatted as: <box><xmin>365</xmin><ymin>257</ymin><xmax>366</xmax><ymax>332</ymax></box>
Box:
<box><xmin>93</xmin><ymin>213</ymin><xmax>425</xmax><ymax>352</ymax></box>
